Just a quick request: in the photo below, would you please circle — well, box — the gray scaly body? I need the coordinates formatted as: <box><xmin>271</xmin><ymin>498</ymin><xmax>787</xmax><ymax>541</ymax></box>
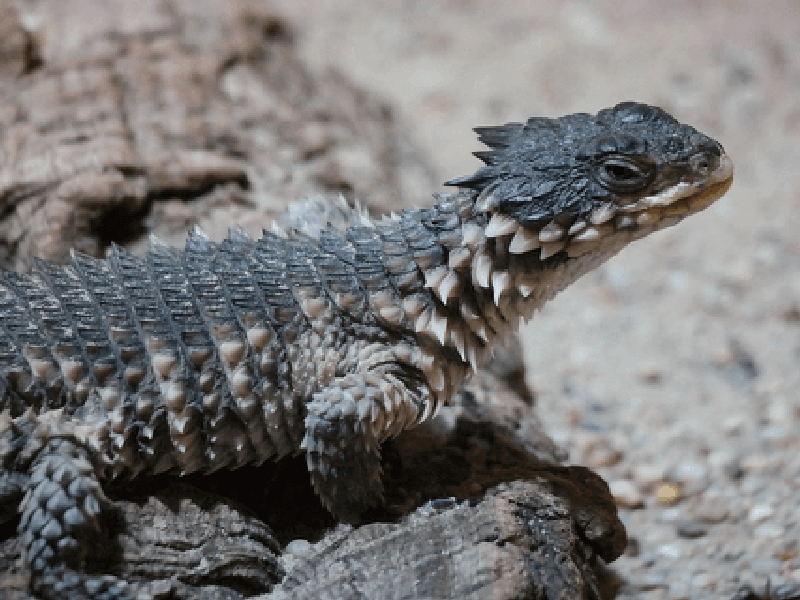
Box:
<box><xmin>0</xmin><ymin>103</ymin><xmax>733</xmax><ymax>599</ymax></box>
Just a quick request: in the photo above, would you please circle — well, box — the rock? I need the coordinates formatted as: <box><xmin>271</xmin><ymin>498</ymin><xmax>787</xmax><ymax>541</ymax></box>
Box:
<box><xmin>722</xmin><ymin>414</ymin><xmax>747</xmax><ymax>436</ymax></box>
<box><xmin>748</xmin><ymin>503</ymin><xmax>775</xmax><ymax>524</ymax></box>
<box><xmin>691</xmin><ymin>504</ymin><xmax>729</xmax><ymax>525</ymax></box>
<box><xmin>272</xmin><ymin>476</ymin><xmax>626</xmax><ymax>600</ymax></box>
<box><xmin>667</xmin><ymin>461</ymin><xmax>710</xmax><ymax>496</ymax></box>
<box><xmin>608</xmin><ymin>479</ymin><xmax>644</xmax><ymax>509</ymax></box>
<box><xmin>655</xmin><ymin>483</ymin><xmax>682</xmax><ymax>506</ymax></box>
<box><xmin>0</xmin><ymin>0</ymin><xmax>436</xmax><ymax>270</ymax></box>
<box><xmin>675</xmin><ymin>518</ymin><xmax>708</xmax><ymax>539</ymax></box>
<box><xmin>0</xmin><ymin>348</ymin><xmax>619</xmax><ymax>598</ymax></box>
<box><xmin>2</xmin><ymin>458</ymin><xmax>623</xmax><ymax>600</ymax></box>
<box><xmin>0</xmin><ymin>1</ymin><xmax>628</xmax><ymax>598</ymax></box>
<box><xmin>632</xmin><ymin>463</ymin><xmax>666</xmax><ymax>490</ymax></box>
<box><xmin>1</xmin><ymin>481</ymin><xmax>284</xmax><ymax>600</ymax></box>
<box><xmin>284</xmin><ymin>539</ymin><xmax>313</xmax><ymax>557</ymax></box>
<box><xmin>754</xmin><ymin>523</ymin><xmax>785</xmax><ymax>539</ymax></box>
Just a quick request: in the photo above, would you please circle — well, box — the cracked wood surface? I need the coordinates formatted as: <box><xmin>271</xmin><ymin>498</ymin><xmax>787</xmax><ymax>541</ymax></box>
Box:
<box><xmin>0</xmin><ymin>1</ymin><xmax>628</xmax><ymax>598</ymax></box>
<box><xmin>0</xmin><ymin>0</ymin><xmax>433</xmax><ymax>269</ymax></box>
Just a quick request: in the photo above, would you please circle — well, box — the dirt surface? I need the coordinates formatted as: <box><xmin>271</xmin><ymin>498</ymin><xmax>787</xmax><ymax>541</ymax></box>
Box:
<box><xmin>0</xmin><ymin>2</ymin><xmax>619</xmax><ymax>598</ymax></box>
<box><xmin>0</xmin><ymin>0</ymin><xmax>435</xmax><ymax>269</ymax></box>
<box><xmin>2</xmin><ymin>0</ymin><xmax>800</xmax><ymax>598</ymax></box>
<box><xmin>276</xmin><ymin>2</ymin><xmax>800</xmax><ymax>598</ymax></box>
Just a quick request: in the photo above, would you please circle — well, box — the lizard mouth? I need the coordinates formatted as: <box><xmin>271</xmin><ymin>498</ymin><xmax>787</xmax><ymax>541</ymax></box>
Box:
<box><xmin>498</xmin><ymin>153</ymin><xmax>734</xmax><ymax>260</ymax></box>
<box><xmin>616</xmin><ymin>153</ymin><xmax>734</xmax><ymax>216</ymax></box>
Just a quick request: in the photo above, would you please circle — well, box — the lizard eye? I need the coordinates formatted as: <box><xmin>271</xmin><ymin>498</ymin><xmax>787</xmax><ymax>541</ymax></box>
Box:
<box><xmin>595</xmin><ymin>156</ymin><xmax>653</xmax><ymax>192</ymax></box>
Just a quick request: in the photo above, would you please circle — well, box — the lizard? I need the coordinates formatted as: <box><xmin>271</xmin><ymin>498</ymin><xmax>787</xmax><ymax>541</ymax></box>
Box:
<box><xmin>0</xmin><ymin>102</ymin><xmax>733</xmax><ymax>599</ymax></box>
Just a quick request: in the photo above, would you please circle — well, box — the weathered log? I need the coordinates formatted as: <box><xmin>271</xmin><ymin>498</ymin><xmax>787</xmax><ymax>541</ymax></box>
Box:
<box><xmin>0</xmin><ymin>1</ymin><xmax>626</xmax><ymax>598</ymax></box>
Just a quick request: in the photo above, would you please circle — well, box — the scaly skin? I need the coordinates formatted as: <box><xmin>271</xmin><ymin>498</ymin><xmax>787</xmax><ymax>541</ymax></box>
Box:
<box><xmin>0</xmin><ymin>102</ymin><xmax>733</xmax><ymax>599</ymax></box>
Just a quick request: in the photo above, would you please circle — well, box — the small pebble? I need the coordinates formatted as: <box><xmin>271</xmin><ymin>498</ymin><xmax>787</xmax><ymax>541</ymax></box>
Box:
<box><xmin>656</xmin><ymin>483</ymin><xmax>682</xmax><ymax>506</ymax></box>
<box><xmin>774</xmin><ymin>541</ymin><xmax>799</xmax><ymax>562</ymax></box>
<box><xmin>692</xmin><ymin>504</ymin><xmax>729</xmax><ymax>525</ymax></box>
<box><xmin>676</xmin><ymin>518</ymin><xmax>708</xmax><ymax>539</ymax></box>
<box><xmin>636</xmin><ymin>573</ymin><xmax>668</xmax><ymax>591</ymax></box>
<box><xmin>754</xmin><ymin>523</ymin><xmax>785</xmax><ymax>539</ymax></box>
<box><xmin>668</xmin><ymin>461</ymin><xmax>710</xmax><ymax>495</ymax></box>
<box><xmin>708</xmin><ymin>449</ymin><xmax>737</xmax><ymax>470</ymax></box>
<box><xmin>633</xmin><ymin>463</ymin><xmax>666</xmax><ymax>490</ymax></box>
<box><xmin>759</xmin><ymin>425</ymin><xmax>789</xmax><ymax>441</ymax></box>
<box><xmin>741</xmin><ymin>453</ymin><xmax>773</xmax><ymax>473</ymax></box>
<box><xmin>725</xmin><ymin>460</ymin><xmax>746</xmax><ymax>480</ymax></box>
<box><xmin>767</xmin><ymin>399</ymin><xmax>792</xmax><ymax>424</ymax></box>
<box><xmin>739</xmin><ymin>476</ymin><xmax>766</xmax><ymax>495</ymax></box>
<box><xmin>609</xmin><ymin>479</ymin><xmax>644</xmax><ymax>509</ymax></box>
<box><xmin>722</xmin><ymin>414</ymin><xmax>746</xmax><ymax>436</ymax></box>
<box><xmin>669</xmin><ymin>580</ymin><xmax>691</xmax><ymax>598</ymax></box>
<box><xmin>691</xmin><ymin>572</ymin><xmax>717</xmax><ymax>588</ymax></box>
<box><xmin>284</xmin><ymin>539</ymin><xmax>312</xmax><ymax>556</ymax></box>
<box><xmin>587</xmin><ymin>442</ymin><xmax>624</xmax><ymax>467</ymax></box>
<box><xmin>637</xmin><ymin>362</ymin><xmax>664</xmax><ymax>385</ymax></box>
<box><xmin>657</xmin><ymin>543</ymin><xmax>682</xmax><ymax>559</ymax></box>
<box><xmin>748</xmin><ymin>504</ymin><xmax>774</xmax><ymax>524</ymax></box>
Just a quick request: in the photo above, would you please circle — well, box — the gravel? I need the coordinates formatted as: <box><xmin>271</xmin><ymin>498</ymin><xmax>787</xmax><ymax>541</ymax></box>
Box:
<box><xmin>272</xmin><ymin>2</ymin><xmax>800</xmax><ymax>598</ymax></box>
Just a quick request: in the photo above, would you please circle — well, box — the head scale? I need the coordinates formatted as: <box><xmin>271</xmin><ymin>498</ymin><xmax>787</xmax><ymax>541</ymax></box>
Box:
<box><xmin>445</xmin><ymin>102</ymin><xmax>730</xmax><ymax>226</ymax></box>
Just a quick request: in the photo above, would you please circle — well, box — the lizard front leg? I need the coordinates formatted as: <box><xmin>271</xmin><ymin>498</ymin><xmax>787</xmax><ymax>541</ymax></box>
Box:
<box><xmin>18</xmin><ymin>438</ymin><xmax>141</xmax><ymax>600</ymax></box>
<box><xmin>301</xmin><ymin>368</ymin><xmax>432</xmax><ymax>522</ymax></box>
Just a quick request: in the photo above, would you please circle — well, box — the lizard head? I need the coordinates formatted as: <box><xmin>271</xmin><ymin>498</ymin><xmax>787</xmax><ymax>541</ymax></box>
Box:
<box><xmin>445</xmin><ymin>102</ymin><xmax>733</xmax><ymax>262</ymax></box>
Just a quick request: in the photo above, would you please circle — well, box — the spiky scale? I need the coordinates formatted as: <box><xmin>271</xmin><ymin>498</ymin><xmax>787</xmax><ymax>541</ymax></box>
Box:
<box><xmin>0</xmin><ymin>103</ymin><xmax>733</xmax><ymax>600</ymax></box>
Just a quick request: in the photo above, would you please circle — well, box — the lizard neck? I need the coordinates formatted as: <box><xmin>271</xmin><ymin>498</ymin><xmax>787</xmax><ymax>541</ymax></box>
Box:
<box><xmin>385</xmin><ymin>191</ymin><xmax>628</xmax><ymax>373</ymax></box>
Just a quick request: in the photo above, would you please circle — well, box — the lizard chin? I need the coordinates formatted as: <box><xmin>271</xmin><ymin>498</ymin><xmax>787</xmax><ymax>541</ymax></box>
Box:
<box><xmin>616</xmin><ymin>152</ymin><xmax>733</xmax><ymax>216</ymax></box>
<box><xmin>615</xmin><ymin>152</ymin><xmax>734</xmax><ymax>237</ymax></box>
<box><xmin>468</xmin><ymin>153</ymin><xmax>735</xmax><ymax>349</ymax></box>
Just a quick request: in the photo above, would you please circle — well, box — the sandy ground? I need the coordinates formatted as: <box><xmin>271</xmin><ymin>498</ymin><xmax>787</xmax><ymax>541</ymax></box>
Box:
<box><xmin>275</xmin><ymin>1</ymin><xmax>800</xmax><ymax>597</ymax></box>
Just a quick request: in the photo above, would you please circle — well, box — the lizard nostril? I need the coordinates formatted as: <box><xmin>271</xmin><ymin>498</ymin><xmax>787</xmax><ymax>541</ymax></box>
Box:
<box><xmin>691</xmin><ymin>153</ymin><xmax>711</xmax><ymax>175</ymax></box>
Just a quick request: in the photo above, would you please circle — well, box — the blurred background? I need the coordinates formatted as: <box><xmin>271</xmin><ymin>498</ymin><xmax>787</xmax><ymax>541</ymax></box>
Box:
<box><xmin>275</xmin><ymin>0</ymin><xmax>800</xmax><ymax>435</ymax></box>
<box><xmin>2</xmin><ymin>0</ymin><xmax>800</xmax><ymax>596</ymax></box>
<box><xmin>274</xmin><ymin>1</ymin><xmax>800</xmax><ymax>595</ymax></box>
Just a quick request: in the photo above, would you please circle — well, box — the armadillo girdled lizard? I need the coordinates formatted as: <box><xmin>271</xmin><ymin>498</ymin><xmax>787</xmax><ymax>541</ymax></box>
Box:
<box><xmin>0</xmin><ymin>103</ymin><xmax>733</xmax><ymax>599</ymax></box>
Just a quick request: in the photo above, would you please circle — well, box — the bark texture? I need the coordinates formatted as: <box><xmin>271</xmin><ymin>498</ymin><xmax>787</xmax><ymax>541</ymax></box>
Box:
<box><xmin>0</xmin><ymin>1</ymin><xmax>626</xmax><ymax>598</ymax></box>
<box><xmin>0</xmin><ymin>0</ymin><xmax>433</xmax><ymax>270</ymax></box>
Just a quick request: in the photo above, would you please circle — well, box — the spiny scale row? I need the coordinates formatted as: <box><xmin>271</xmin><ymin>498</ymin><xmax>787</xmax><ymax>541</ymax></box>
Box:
<box><xmin>0</xmin><ymin>211</ymin><xmax>466</xmax><ymax>473</ymax></box>
<box><xmin>402</xmin><ymin>192</ymin><xmax>652</xmax><ymax>377</ymax></box>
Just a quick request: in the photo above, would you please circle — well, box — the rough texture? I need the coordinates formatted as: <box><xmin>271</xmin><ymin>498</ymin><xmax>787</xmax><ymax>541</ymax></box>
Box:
<box><xmin>280</xmin><ymin>4</ymin><xmax>800</xmax><ymax>596</ymax></box>
<box><xmin>0</xmin><ymin>2</ymin><xmax>742</xmax><ymax>599</ymax></box>
<box><xmin>1</xmin><ymin>481</ymin><xmax>284</xmax><ymax>600</ymax></box>
<box><xmin>0</xmin><ymin>0</ymin><xmax>433</xmax><ymax>270</ymax></box>
<box><xmin>0</xmin><ymin>369</ymin><xmax>616</xmax><ymax>600</ymax></box>
<box><xmin>0</xmin><ymin>99</ymin><xmax>731</xmax><ymax>598</ymax></box>
<box><xmin>273</xmin><ymin>475</ymin><xmax>625</xmax><ymax>600</ymax></box>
